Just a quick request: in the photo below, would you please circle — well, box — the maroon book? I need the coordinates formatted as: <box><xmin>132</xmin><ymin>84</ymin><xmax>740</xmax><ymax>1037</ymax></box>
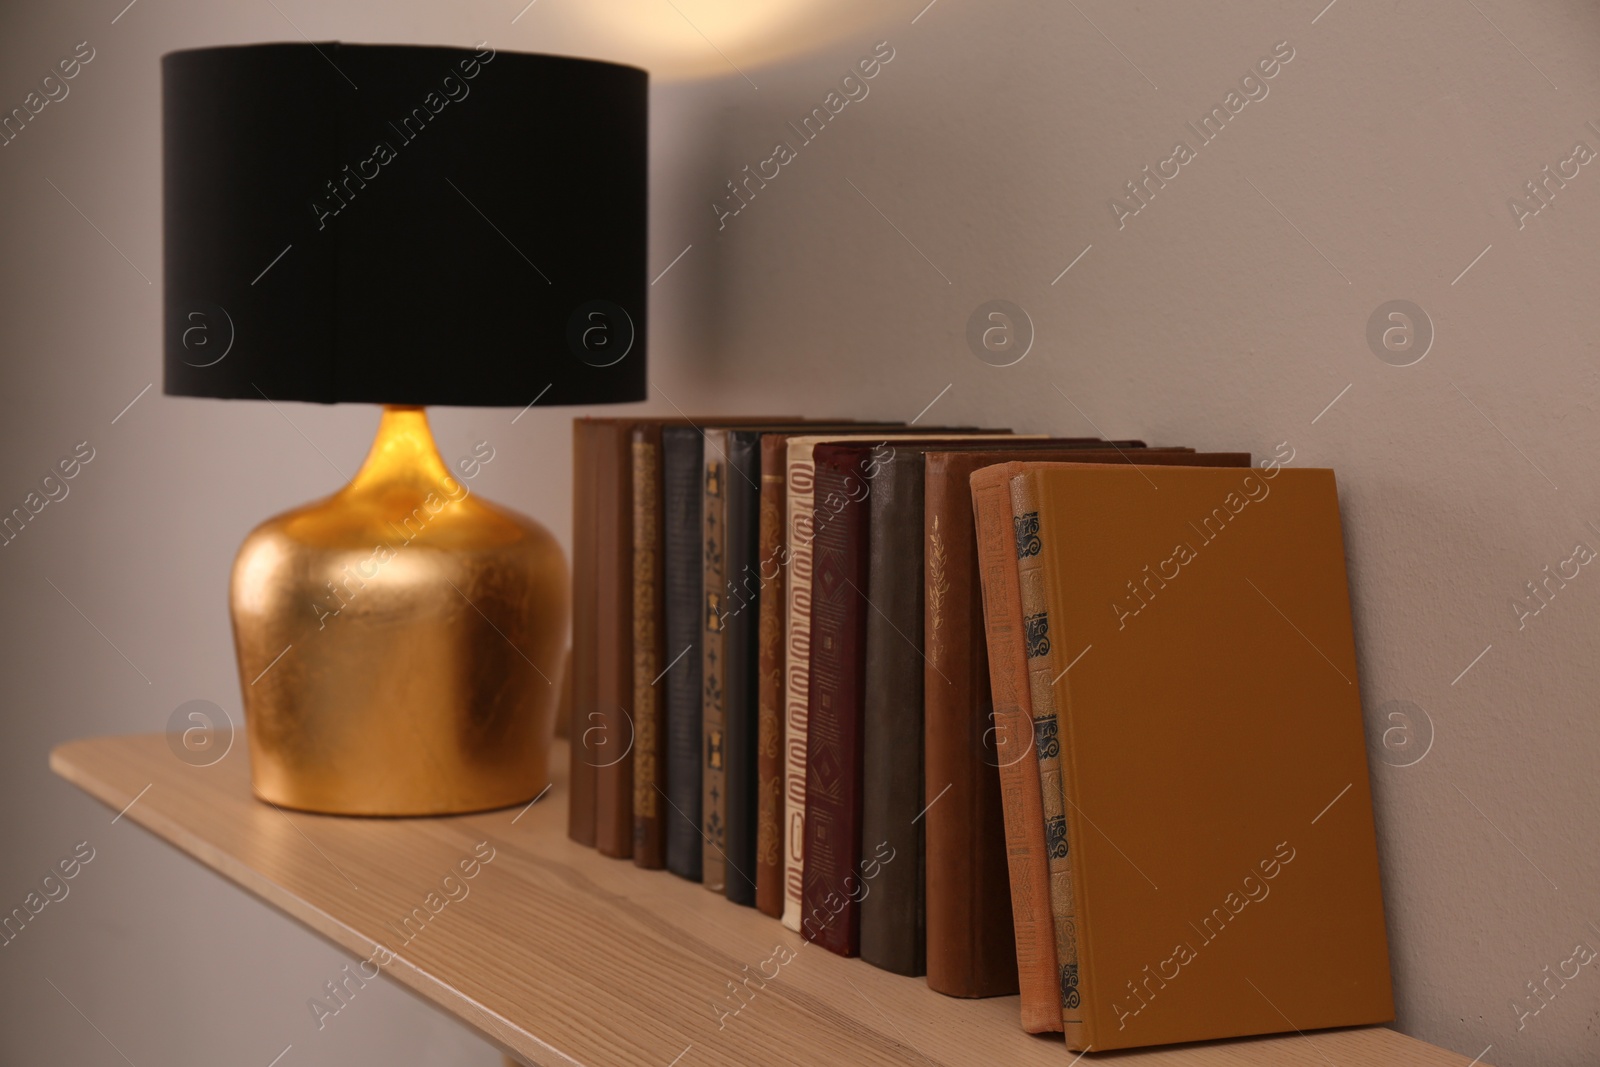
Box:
<box><xmin>800</xmin><ymin>442</ymin><xmax>881</xmax><ymax>956</ymax></box>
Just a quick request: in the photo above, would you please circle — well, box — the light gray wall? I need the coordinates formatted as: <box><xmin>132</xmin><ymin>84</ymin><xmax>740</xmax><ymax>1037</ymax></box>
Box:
<box><xmin>2</xmin><ymin>1</ymin><xmax>1595</xmax><ymax>1064</ymax></box>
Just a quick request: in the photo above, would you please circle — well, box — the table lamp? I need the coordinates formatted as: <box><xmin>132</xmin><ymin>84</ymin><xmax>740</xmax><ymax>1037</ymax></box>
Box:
<box><xmin>162</xmin><ymin>43</ymin><xmax>647</xmax><ymax>815</ymax></box>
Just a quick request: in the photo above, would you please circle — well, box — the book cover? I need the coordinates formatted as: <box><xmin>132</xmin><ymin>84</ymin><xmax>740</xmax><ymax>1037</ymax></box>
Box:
<box><xmin>858</xmin><ymin>443</ymin><xmax>929</xmax><ymax>975</ymax></box>
<box><xmin>799</xmin><ymin>443</ymin><xmax>877</xmax><ymax>955</ymax></box>
<box><xmin>592</xmin><ymin>419</ymin><xmax>635</xmax><ymax>858</ymax></box>
<box><xmin>1014</xmin><ymin>462</ymin><xmax>1393</xmax><ymax>1050</ymax></box>
<box><xmin>971</xmin><ymin>465</ymin><xmax>1064</xmax><ymax>1033</ymax></box>
<box><xmin>568</xmin><ymin>419</ymin><xmax>601</xmax><ymax>846</ymax></box>
<box><xmin>1009</xmin><ymin>470</ymin><xmax>1088</xmax><ymax>1041</ymax></box>
<box><xmin>662</xmin><ymin>426</ymin><xmax>707</xmax><ymax>881</ymax></box>
<box><xmin>630</xmin><ymin>426</ymin><xmax>667</xmax><ymax>869</ymax></box>
<box><xmin>721</xmin><ymin>429</ymin><xmax>773</xmax><ymax>906</ymax></box>
<box><xmin>701</xmin><ymin>429</ymin><xmax>731</xmax><ymax>894</ymax></box>
<box><xmin>755</xmin><ymin>434</ymin><xmax>790</xmax><ymax>918</ymax></box>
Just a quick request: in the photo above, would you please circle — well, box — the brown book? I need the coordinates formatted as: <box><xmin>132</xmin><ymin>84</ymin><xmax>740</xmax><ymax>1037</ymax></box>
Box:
<box><xmin>1010</xmin><ymin>470</ymin><xmax>1086</xmax><ymax>1039</ymax></box>
<box><xmin>592</xmin><ymin>420</ymin><xmax>635</xmax><ymax>857</ymax></box>
<box><xmin>630</xmin><ymin>425</ymin><xmax>666</xmax><ymax>868</ymax></box>
<box><xmin>930</xmin><ymin>449</ymin><xmax>1249</xmax><ymax>1008</ymax></box>
<box><xmin>568</xmin><ymin>420</ymin><xmax>600</xmax><ymax>846</ymax></box>
<box><xmin>1003</xmin><ymin>461</ymin><xmax>1392</xmax><ymax>1050</ymax></box>
<box><xmin>754</xmin><ymin>434</ymin><xmax>790</xmax><ymax>918</ymax></box>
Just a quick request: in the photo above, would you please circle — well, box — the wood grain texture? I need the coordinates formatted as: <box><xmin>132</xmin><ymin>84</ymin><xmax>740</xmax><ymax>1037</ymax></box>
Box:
<box><xmin>51</xmin><ymin>735</ymin><xmax>1483</xmax><ymax>1067</ymax></box>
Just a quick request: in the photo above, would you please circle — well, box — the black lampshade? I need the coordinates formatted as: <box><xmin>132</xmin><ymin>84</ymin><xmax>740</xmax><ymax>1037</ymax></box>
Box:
<box><xmin>162</xmin><ymin>43</ymin><xmax>647</xmax><ymax>407</ymax></box>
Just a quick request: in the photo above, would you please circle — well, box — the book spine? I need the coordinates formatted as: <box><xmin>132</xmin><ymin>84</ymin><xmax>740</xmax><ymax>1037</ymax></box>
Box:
<box><xmin>754</xmin><ymin>439</ymin><xmax>788</xmax><ymax>918</ymax></box>
<box><xmin>701</xmin><ymin>430</ymin><xmax>730</xmax><ymax>893</ymax></box>
<box><xmin>631</xmin><ymin>429</ymin><xmax>666</xmax><ymax>868</ymax></box>
<box><xmin>859</xmin><ymin>447</ymin><xmax>926</xmax><ymax>976</ymax></box>
<box><xmin>781</xmin><ymin>443</ymin><xmax>818</xmax><ymax>932</ymax></box>
<box><xmin>924</xmin><ymin>455</ymin><xmax>1018</xmax><ymax>998</ymax></box>
<box><xmin>801</xmin><ymin>448</ymin><xmax>872</xmax><ymax>957</ymax></box>
<box><xmin>971</xmin><ymin>466</ymin><xmax>1062</xmax><ymax>1031</ymax></box>
<box><xmin>722</xmin><ymin>432</ymin><xmax>762</xmax><ymax>906</ymax></box>
<box><xmin>594</xmin><ymin>422</ymin><xmax>633</xmax><ymax>858</ymax></box>
<box><xmin>1009</xmin><ymin>471</ymin><xmax>1086</xmax><ymax>1043</ymax></box>
<box><xmin>569</xmin><ymin>420</ymin><xmax>600</xmax><ymax>846</ymax></box>
<box><xmin>663</xmin><ymin>429</ymin><xmax>704</xmax><ymax>881</ymax></box>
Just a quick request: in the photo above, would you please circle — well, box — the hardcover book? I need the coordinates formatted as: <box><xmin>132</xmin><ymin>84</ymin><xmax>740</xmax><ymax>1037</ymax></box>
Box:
<box><xmin>719</xmin><ymin>431</ymin><xmax>762</xmax><ymax>904</ymax></box>
<box><xmin>630</xmin><ymin>425</ymin><xmax>667</xmax><ymax>868</ymax></box>
<box><xmin>799</xmin><ymin>442</ymin><xmax>877</xmax><ymax>955</ymax></box>
<box><xmin>1014</xmin><ymin>470</ymin><xmax>1086</xmax><ymax>1044</ymax></box>
<box><xmin>755</xmin><ymin>434</ymin><xmax>791</xmax><ymax>918</ymax></box>
<box><xmin>568</xmin><ymin>419</ymin><xmax>602</xmax><ymax>846</ymax></box>
<box><xmin>995</xmin><ymin>461</ymin><xmax>1392</xmax><ymax>1051</ymax></box>
<box><xmin>662</xmin><ymin>426</ymin><xmax>707</xmax><ymax>880</ymax></box>
<box><xmin>590</xmin><ymin>418</ymin><xmax>635</xmax><ymax>857</ymax></box>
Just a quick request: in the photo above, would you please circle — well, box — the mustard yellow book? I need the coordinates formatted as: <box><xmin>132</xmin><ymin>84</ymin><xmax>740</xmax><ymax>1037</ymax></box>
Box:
<box><xmin>1009</xmin><ymin>462</ymin><xmax>1392</xmax><ymax>1051</ymax></box>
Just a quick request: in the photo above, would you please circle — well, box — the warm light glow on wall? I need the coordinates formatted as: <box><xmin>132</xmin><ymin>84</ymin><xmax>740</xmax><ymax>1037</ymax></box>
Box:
<box><xmin>512</xmin><ymin>0</ymin><xmax>886</xmax><ymax>82</ymax></box>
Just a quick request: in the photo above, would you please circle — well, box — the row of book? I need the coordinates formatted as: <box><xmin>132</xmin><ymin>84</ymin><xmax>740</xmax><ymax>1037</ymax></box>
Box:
<box><xmin>567</xmin><ymin>418</ymin><xmax>1394</xmax><ymax>1050</ymax></box>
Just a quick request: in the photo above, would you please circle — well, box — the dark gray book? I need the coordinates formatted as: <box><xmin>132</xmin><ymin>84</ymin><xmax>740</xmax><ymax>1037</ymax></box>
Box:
<box><xmin>662</xmin><ymin>426</ymin><xmax>705</xmax><ymax>881</ymax></box>
<box><xmin>859</xmin><ymin>445</ymin><xmax>929</xmax><ymax>975</ymax></box>
<box><xmin>721</xmin><ymin>430</ymin><xmax>766</xmax><ymax>905</ymax></box>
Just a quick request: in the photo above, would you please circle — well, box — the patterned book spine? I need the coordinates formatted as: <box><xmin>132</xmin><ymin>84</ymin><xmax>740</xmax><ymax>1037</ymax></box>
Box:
<box><xmin>972</xmin><ymin>468</ymin><xmax>1062</xmax><ymax>1031</ymax></box>
<box><xmin>631</xmin><ymin>430</ymin><xmax>666</xmax><ymax>868</ymax></box>
<box><xmin>781</xmin><ymin>440</ymin><xmax>819</xmax><ymax>931</ymax></box>
<box><xmin>1009</xmin><ymin>471</ymin><xmax>1085</xmax><ymax>1039</ymax></box>
<box><xmin>701</xmin><ymin>429</ymin><xmax>730</xmax><ymax>893</ymax></box>
<box><xmin>801</xmin><ymin>447</ymin><xmax>872</xmax><ymax>957</ymax></box>
<box><xmin>754</xmin><ymin>439</ymin><xmax>788</xmax><ymax>918</ymax></box>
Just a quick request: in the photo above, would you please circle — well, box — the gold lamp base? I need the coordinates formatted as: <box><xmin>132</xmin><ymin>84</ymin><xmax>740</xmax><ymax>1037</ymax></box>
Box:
<box><xmin>230</xmin><ymin>406</ymin><xmax>568</xmax><ymax>815</ymax></box>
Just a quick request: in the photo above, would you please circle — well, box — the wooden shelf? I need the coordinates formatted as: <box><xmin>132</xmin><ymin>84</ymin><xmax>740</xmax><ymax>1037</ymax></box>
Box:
<box><xmin>51</xmin><ymin>735</ymin><xmax>1480</xmax><ymax>1067</ymax></box>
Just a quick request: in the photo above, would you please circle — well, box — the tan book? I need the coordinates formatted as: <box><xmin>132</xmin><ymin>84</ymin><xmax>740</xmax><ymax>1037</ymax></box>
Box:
<box><xmin>779</xmin><ymin>431</ymin><xmax>1026</xmax><ymax>931</ymax></box>
<box><xmin>999</xmin><ymin>461</ymin><xmax>1392</xmax><ymax>1051</ymax></box>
